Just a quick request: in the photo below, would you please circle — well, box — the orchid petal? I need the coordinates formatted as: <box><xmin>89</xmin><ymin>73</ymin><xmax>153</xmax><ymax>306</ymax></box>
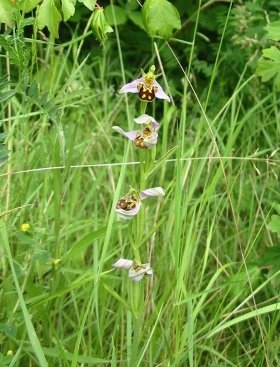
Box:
<box><xmin>144</xmin><ymin>132</ymin><xmax>158</xmax><ymax>148</ymax></box>
<box><xmin>134</xmin><ymin>114</ymin><xmax>160</xmax><ymax>131</ymax></box>
<box><xmin>112</xmin><ymin>258</ymin><xmax>133</xmax><ymax>269</ymax></box>
<box><xmin>115</xmin><ymin>201</ymin><xmax>141</xmax><ymax>220</ymax></box>
<box><xmin>112</xmin><ymin>126</ymin><xmax>138</xmax><ymax>141</ymax></box>
<box><xmin>119</xmin><ymin>77</ymin><xmax>144</xmax><ymax>94</ymax></box>
<box><xmin>154</xmin><ymin>80</ymin><xmax>170</xmax><ymax>102</ymax></box>
<box><xmin>142</xmin><ymin>263</ymin><xmax>153</xmax><ymax>276</ymax></box>
<box><xmin>128</xmin><ymin>268</ymin><xmax>146</xmax><ymax>282</ymax></box>
<box><xmin>140</xmin><ymin>187</ymin><xmax>165</xmax><ymax>199</ymax></box>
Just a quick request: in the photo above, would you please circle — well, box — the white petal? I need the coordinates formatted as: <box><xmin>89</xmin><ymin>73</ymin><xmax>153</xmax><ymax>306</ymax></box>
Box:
<box><xmin>134</xmin><ymin>114</ymin><xmax>160</xmax><ymax>131</ymax></box>
<box><xmin>119</xmin><ymin>77</ymin><xmax>143</xmax><ymax>94</ymax></box>
<box><xmin>112</xmin><ymin>126</ymin><xmax>138</xmax><ymax>141</ymax></box>
<box><xmin>142</xmin><ymin>263</ymin><xmax>153</xmax><ymax>276</ymax></box>
<box><xmin>129</xmin><ymin>268</ymin><xmax>146</xmax><ymax>282</ymax></box>
<box><xmin>112</xmin><ymin>258</ymin><xmax>133</xmax><ymax>269</ymax></box>
<box><xmin>154</xmin><ymin>80</ymin><xmax>170</xmax><ymax>102</ymax></box>
<box><xmin>140</xmin><ymin>187</ymin><xmax>165</xmax><ymax>199</ymax></box>
<box><xmin>144</xmin><ymin>132</ymin><xmax>158</xmax><ymax>148</ymax></box>
<box><xmin>115</xmin><ymin>202</ymin><xmax>141</xmax><ymax>220</ymax></box>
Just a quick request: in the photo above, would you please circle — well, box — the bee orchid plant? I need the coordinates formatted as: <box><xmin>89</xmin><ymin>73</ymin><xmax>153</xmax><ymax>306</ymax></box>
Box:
<box><xmin>112</xmin><ymin>65</ymin><xmax>169</xmax><ymax>285</ymax></box>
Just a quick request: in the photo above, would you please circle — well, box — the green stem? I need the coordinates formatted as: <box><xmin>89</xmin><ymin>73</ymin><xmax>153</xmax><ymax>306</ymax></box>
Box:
<box><xmin>140</xmin><ymin>101</ymin><xmax>148</xmax><ymax>115</ymax></box>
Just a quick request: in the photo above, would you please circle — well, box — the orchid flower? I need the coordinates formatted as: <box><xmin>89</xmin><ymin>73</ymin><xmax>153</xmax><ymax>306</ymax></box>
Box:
<box><xmin>119</xmin><ymin>65</ymin><xmax>170</xmax><ymax>102</ymax></box>
<box><xmin>112</xmin><ymin>258</ymin><xmax>153</xmax><ymax>282</ymax></box>
<box><xmin>115</xmin><ymin>187</ymin><xmax>165</xmax><ymax>220</ymax></box>
<box><xmin>112</xmin><ymin>114</ymin><xmax>160</xmax><ymax>149</ymax></box>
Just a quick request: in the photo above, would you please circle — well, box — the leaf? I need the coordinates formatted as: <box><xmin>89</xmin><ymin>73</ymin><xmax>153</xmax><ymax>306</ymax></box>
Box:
<box><xmin>256</xmin><ymin>245</ymin><xmax>280</xmax><ymax>269</ymax></box>
<box><xmin>104</xmin><ymin>5</ymin><xmax>128</xmax><ymax>26</ymax></box>
<box><xmin>0</xmin><ymin>120</ymin><xmax>8</xmax><ymax>165</ymax></box>
<box><xmin>147</xmin><ymin>145</ymin><xmax>178</xmax><ymax>178</ymax></box>
<box><xmin>18</xmin><ymin>0</ymin><xmax>40</xmax><ymax>12</ymax></box>
<box><xmin>0</xmin><ymin>90</ymin><xmax>15</xmax><ymax>102</ymax></box>
<box><xmin>256</xmin><ymin>46</ymin><xmax>280</xmax><ymax>89</ymax></box>
<box><xmin>265</xmin><ymin>21</ymin><xmax>280</xmax><ymax>41</ymax></box>
<box><xmin>274</xmin><ymin>204</ymin><xmax>280</xmax><ymax>216</ymax></box>
<box><xmin>128</xmin><ymin>10</ymin><xmax>145</xmax><ymax>31</ymax></box>
<box><xmin>228</xmin><ymin>266</ymin><xmax>260</xmax><ymax>298</ymax></box>
<box><xmin>142</xmin><ymin>0</ymin><xmax>181</xmax><ymax>39</ymax></box>
<box><xmin>61</xmin><ymin>0</ymin><xmax>76</xmax><ymax>21</ymax></box>
<box><xmin>37</xmin><ymin>0</ymin><xmax>62</xmax><ymax>39</ymax></box>
<box><xmin>268</xmin><ymin>214</ymin><xmax>280</xmax><ymax>237</ymax></box>
<box><xmin>63</xmin><ymin>226</ymin><xmax>108</xmax><ymax>261</ymax></box>
<box><xmin>103</xmin><ymin>283</ymin><xmax>137</xmax><ymax>318</ymax></box>
<box><xmin>0</xmin><ymin>0</ymin><xmax>16</xmax><ymax>28</ymax></box>
<box><xmin>0</xmin><ymin>323</ymin><xmax>16</xmax><ymax>338</ymax></box>
<box><xmin>78</xmin><ymin>0</ymin><xmax>96</xmax><ymax>11</ymax></box>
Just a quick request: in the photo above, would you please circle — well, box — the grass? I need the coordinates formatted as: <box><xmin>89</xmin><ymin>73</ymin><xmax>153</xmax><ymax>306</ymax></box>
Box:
<box><xmin>1</xmin><ymin>7</ymin><xmax>280</xmax><ymax>367</ymax></box>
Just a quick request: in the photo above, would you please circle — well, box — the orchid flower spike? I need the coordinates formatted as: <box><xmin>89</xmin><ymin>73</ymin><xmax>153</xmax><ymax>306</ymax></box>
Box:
<box><xmin>112</xmin><ymin>258</ymin><xmax>153</xmax><ymax>282</ymax></box>
<box><xmin>112</xmin><ymin>114</ymin><xmax>160</xmax><ymax>149</ymax></box>
<box><xmin>119</xmin><ymin>65</ymin><xmax>170</xmax><ymax>102</ymax></box>
<box><xmin>115</xmin><ymin>187</ymin><xmax>165</xmax><ymax>220</ymax></box>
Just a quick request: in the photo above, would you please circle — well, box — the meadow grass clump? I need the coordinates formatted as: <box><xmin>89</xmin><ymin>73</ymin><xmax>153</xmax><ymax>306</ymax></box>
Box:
<box><xmin>0</xmin><ymin>2</ymin><xmax>280</xmax><ymax>366</ymax></box>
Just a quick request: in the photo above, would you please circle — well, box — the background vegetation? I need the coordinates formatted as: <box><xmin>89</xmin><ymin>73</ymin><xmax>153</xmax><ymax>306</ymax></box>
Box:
<box><xmin>1</xmin><ymin>0</ymin><xmax>280</xmax><ymax>366</ymax></box>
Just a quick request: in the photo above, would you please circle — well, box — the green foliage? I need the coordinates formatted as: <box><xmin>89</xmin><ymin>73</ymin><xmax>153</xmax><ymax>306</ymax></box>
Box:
<box><xmin>104</xmin><ymin>4</ymin><xmax>128</xmax><ymax>26</ymax></box>
<box><xmin>78</xmin><ymin>0</ymin><xmax>96</xmax><ymax>11</ymax></box>
<box><xmin>1</xmin><ymin>1</ymin><xmax>280</xmax><ymax>366</ymax></box>
<box><xmin>61</xmin><ymin>0</ymin><xmax>76</xmax><ymax>21</ymax></box>
<box><xmin>265</xmin><ymin>21</ymin><xmax>280</xmax><ymax>41</ymax></box>
<box><xmin>256</xmin><ymin>245</ymin><xmax>280</xmax><ymax>270</ymax></box>
<box><xmin>0</xmin><ymin>75</ymin><xmax>14</xmax><ymax>165</ymax></box>
<box><xmin>256</xmin><ymin>46</ymin><xmax>280</xmax><ymax>89</ymax></box>
<box><xmin>0</xmin><ymin>353</ymin><xmax>13</xmax><ymax>367</ymax></box>
<box><xmin>37</xmin><ymin>0</ymin><xmax>62</xmax><ymax>39</ymax></box>
<box><xmin>267</xmin><ymin>213</ymin><xmax>280</xmax><ymax>237</ymax></box>
<box><xmin>0</xmin><ymin>0</ymin><xmax>16</xmax><ymax>28</ymax></box>
<box><xmin>257</xmin><ymin>208</ymin><xmax>280</xmax><ymax>273</ymax></box>
<box><xmin>0</xmin><ymin>0</ymin><xmax>98</xmax><ymax>40</ymax></box>
<box><xmin>92</xmin><ymin>8</ymin><xmax>114</xmax><ymax>45</ymax></box>
<box><xmin>103</xmin><ymin>2</ymin><xmax>145</xmax><ymax>30</ymax></box>
<box><xmin>142</xmin><ymin>0</ymin><xmax>181</xmax><ymax>39</ymax></box>
<box><xmin>256</xmin><ymin>14</ymin><xmax>280</xmax><ymax>89</ymax></box>
<box><xmin>0</xmin><ymin>323</ymin><xmax>16</xmax><ymax>338</ymax></box>
<box><xmin>18</xmin><ymin>0</ymin><xmax>39</xmax><ymax>13</ymax></box>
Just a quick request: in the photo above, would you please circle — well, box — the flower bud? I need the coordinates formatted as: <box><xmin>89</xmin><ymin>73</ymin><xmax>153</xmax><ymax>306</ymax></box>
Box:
<box><xmin>92</xmin><ymin>8</ymin><xmax>113</xmax><ymax>45</ymax></box>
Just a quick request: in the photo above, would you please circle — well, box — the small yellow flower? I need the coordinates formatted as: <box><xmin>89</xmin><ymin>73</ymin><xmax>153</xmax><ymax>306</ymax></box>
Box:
<box><xmin>21</xmin><ymin>223</ymin><xmax>30</xmax><ymax>232</ymax></box>
<box><xmin>7</xmin><ymin>350</ymin><xmax>13</xmax><ymax>356</ymax></box>
<box><xmin>51</xmin><ymin>258</ymin><xmax>61</xmax><ymax>266</ymax></box>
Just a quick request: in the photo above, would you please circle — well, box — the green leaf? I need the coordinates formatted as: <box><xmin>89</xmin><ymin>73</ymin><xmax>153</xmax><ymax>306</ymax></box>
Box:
<box><xmin>147</xmin><ymin>145</ymin><xmax>178</xmax><ymax>179</ymax></box>
<box><xmin>0</xmin><ymin>0</ymin><xmax>16</xmax><ymax>28</ymax></box>
<box><xmin>103</xmin><ymin>283</ymin><xmax>137</xmax><ymax>318</ymax></box>
<box><xmin>37</xmin><ymin>0</ymin><xmax>62</xmax><ymax>39</ymax></box>
<box><xmin>0</xmin><ymin>90</ymin><xmax>15</xmax><ymax>102</ymax></box>
<box><xmin>0</xmin><ymin>323</ymin><xmax>16</xmax><ymax>338</ymax></box>
<box><xmin>78</xmin><ymin>0</ymin><xmax>96</xmax><ymax>11</ymax></box>
<box><xmin>61</xmin><ymin>0</ymin><xmax>76</xmax><ymax>21</ymax></box>
<box><xmin>265</xmin><ymin>21</ymin><xmax>280</xmax><ymax>41</ymax></box>
<box><xmin>228</xmin><ymin>266</ymin><xmax>260</xmax><ymax>298</ymax></box>
<box><xmin>63</xmin><ymin>226</ymin><xmax>108</xmax><ymax>261</ymax></box>
<box><xmin>0</xmin><ymin>220</ymin><xmax>49</xmax><ymax>367</ymax></box>
<box><xmin>256</xmin><ymin>46</ymin><xmax>280</xmax><ymax>89</ymax></box>
<box><xmin>128</xmin><ymin>10</ymin><xmax>145</xmax><ymax>31</ymax></box>
<box><xmin>256</xmin><ymin>245</ymin><xmax>280</xmax><ymax>269</ymax></box>
<box><xmin>142</xmin><ymin>0</ymin><xmax>181</xmax><ymax>39</ymax></box>
<box><xmin>268</xmin><ymin>214</ymin><xmax>280</xmax><ymax>237</ymax></box>
<box><xmin>0</xmin><ymin>121</ymin><xmax>8</xmax><ymax>165</ymax></box>
<box><xmin>104</xmin><ymin>5</ymin><xmax>128</xmax><ymax>26</ymax></box>
<box><xmin>18</xmin><ymin>0</ymin><xmax>40</xmax><ymax>12</ymax></box>
<box><xmin>274</xmin><ymin>204</ymin><xmax>280</xmax><ymax>216</ymax></box>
